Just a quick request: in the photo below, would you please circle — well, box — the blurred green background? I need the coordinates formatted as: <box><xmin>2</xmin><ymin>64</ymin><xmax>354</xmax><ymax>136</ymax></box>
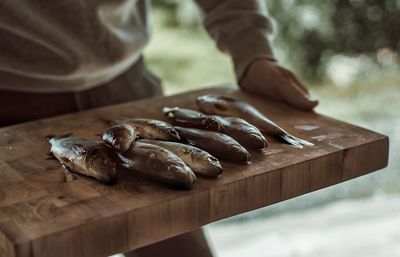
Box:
<box><xmin>145</xmin><ymin>0</ymin><xmax>400</xmax><ymax>92</ymax></box>
<box><xmin>142</xmin><ymin>1</ymin><xmax>399</xmax><ymax>256</ymax></box>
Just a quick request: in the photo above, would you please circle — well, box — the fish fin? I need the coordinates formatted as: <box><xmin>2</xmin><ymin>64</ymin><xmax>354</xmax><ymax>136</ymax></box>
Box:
<box><xmin>162</xmin><ymin>107</ymin><xmax>178</xmax><ymax>114</ymax></box>
<box><xmin>280</xmin><ymin>133</ymin><xmax>314</xmax><ymax>148</ymax></box>
<box><xmin>279</xmin><ymin>134</ymin><xmax>303</xmax><ymax>148</ymax></box>
<box><xmin>63</xmin><ymin>169</ymin><xmax>76</xmax><ymax>182</ymax></box>
<box><xmin>46</xmin><ymin>133</ymin><xmax>72</xmax><ymax>141</ymax></box>
<box><xmin>293</xmin><ymin>136</ymin><xmax>315</xmax><ymax>147</ymax></box>
<box><xmin>61</xmin><ymin>164</ymin><xmax>76</xmax><ymax>182</ymax></box>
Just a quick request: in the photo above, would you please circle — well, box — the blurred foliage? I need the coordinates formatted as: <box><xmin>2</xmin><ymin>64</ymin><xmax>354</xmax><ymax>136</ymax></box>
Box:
<box><xmin>268</xmin><ymin>0</ymin><xmax>400</xmax><ymax>80</ymax></box>
<box><xmin>144</xmin><ymin>8</ymin><xmax>234</xmax><ymax>94</ymax></box>
<box><xmin>151</xmin><ymin>0</ymin><xmax>400</xmax><ymax>81</ymax></box>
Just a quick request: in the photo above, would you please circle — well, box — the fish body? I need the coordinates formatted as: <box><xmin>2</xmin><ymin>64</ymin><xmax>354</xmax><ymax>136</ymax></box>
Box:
<box><xmin>164</xmin><ymin>107</ymin><xmax>267</xmax><ymax>150</ymax></box>
<box><xmin>102</xmin><ymin>124</ymin><xmax>137</xmax><ymax>152</ymax></box>
<box><xmin>221</xmin><ymin>117</ymin><xmax>268</xmax><ymax>150</ymax></box>
<box><xmin>196</xmin><ymin>94</ymin><xmax>313</xmax><ymax>148</ymax></box>
<box><xmin>49</xmin><ymin>137</ymin><xmax>118</xmax><ymax>184</ymax></box>
<box><xmin>111</xmin><ymin>118</ymin><xmax>180</xmax><ymax>141</ymax></box>
<box><xmin>163</xmin><ymin>107</ymin><xmax>222</xmax><ymax>131</ymax></box>
<box><xmin>139</xmin><ymin>139</ymin><xmax>222</xmax><ymax>177</ymax></box>
<box><xmin>174</xmin><ymin>126</ymin><xmax>250</xmax><ymax>163</ymax></box>
<box><xmin>119</xmin><ymin>142</ymin><xmax>196</xmax><ymax>189</ymax></box>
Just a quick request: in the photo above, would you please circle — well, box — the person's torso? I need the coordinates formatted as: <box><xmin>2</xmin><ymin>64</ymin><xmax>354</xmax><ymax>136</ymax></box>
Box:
<box><xmin>0</xmin><ymin>0</ymin><xmax>151</xmax><ymax>92</ymax></box>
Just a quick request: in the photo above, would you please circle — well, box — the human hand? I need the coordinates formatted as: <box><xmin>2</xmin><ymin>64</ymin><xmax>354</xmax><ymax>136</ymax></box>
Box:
<box><xmin>239</xmin><ymin>59</ymin><xmax>318</xmax><ymax>111</ymax></box>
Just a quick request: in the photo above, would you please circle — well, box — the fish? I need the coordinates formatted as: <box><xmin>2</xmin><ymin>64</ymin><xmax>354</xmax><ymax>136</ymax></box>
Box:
<box><xmin>102</xmin><ymin>124</ymin><xmax>137</xmax><ymax>152</ymax></box>
<box><xmin>139</xmin><ymin>139</ymin><xmax>223</xmax><ymax>177</ymax></box>
<box><xmin>163</xmin><ymin>107</ymin><xmax>267</xmax><ymax>150</ymax></box>
<box><xmin>119</xmin><ymin>141</ymin><xmax>197</xmax><ymax>189</ymax></box>
<box><xmin>196</xmin><ymin>94</ymin><xmax>314</xmax><ymax>148</ymax></box>
<box><xmin>109</xmin><ymin>118</ymin><xmax>180</xmax><ymax>141</ymax></box>
<box><xmin>48</xmin><ymin>136</ymin><xmax>118</xmax><ymax>184</ymax></box>
<box><xmin>221</xmin><ymin>117</ymin><xmax>268</xmax><ymax>150</ymax></box>
<box><xmin>174</xmin><ymin>126</ymin><xmax>250</xmax><ymax>163</ymax></box>
<box><xmin>163</xmin><ymin>107</ymin><xmax>222</xmax><ymax>131</ymax></box>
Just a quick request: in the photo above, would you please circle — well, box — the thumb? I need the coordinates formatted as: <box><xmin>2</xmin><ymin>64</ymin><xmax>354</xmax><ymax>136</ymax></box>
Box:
<box><xmin>282</xmin><ymin>82</ymin><xmax>319</xmax><ymax>111</ymax></box>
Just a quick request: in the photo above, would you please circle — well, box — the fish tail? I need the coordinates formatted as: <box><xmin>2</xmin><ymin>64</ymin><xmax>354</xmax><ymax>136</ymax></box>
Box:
<box><xmin>279</xmin><ymin>133</ymin><xmax>314</xmax><ymax>148</ymax></box>
<box><xmin>294</xmin><ymin>136</ymin><xmax>315</xmax><ymax>147</ymax></box>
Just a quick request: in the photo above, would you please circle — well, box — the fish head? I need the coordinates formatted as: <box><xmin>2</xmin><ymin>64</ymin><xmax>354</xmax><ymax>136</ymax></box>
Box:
<box><xmin>188</xmin><ymin>150</ymin><xmax>223</xmax><ymax>177</ymax></box>
<box><xmin>196</xmin><ymin>94</ymin><xmax>234</xmax><ymax>115</ymax></box>
<box><xmin>242</xmin><ymin>127</ymin><xmax>268</xmax><ymax>149</ymax></box>
<box><xmin>102</xmin><ymin>125</ymin><xmax>136</xmax><ymax>152</ymax></box>
<box><xmin>148</xmin><ymin>121</ymin><xmax>181</xmax><ymax>141</ymax></box>
<box><xmin>85</xmin><ymin>145</ymin><xmax>118</xmax><ymax>184</ymax></box>
<box><xmin>163</xmin><ymin>107</ymin><xmax>190</xmax><ymax>123</ymax></box>
<box><xmin>246</xmin><ymin>133</ymin><xmax>268</xmax><ymax>149</ymax></box>
<box><xmin>204</xmin><ymin>155</ymin><xmax>223</xmax><ymax>176</ymax></box>
<box><xmin>231</xmin><ymin>144</ymin><xmax>251</xmax><ymax>163</ymax></box>
<box><xmin>162</xmin><ymin>107</ymin><xmax>179</xmax><ymax>115</ymax></box>
<box><xmin>164</xmin><ymin>107</ymin><xmax>222</xmax><ymax>131</ymax></box>
<box><xmin>168</xmin><ymin>162</ymin><xmax>197</xmax><ymax>189</ymax></box>
<box><xmin>167</xmin><ymin>127</ymin><xmax>181</xmax><ymax>141</ymax></box>
<box><xmin>201</xmin><ymin>117</ymin><xmax>223</xmax><ymax>130</ymax></box>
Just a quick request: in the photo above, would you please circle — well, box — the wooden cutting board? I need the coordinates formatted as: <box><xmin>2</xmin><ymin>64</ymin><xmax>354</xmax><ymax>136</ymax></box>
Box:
<box><xmin>0</xmin><ymin>86</ymin><xmax>388</xmax><ymax>257</ymax></box>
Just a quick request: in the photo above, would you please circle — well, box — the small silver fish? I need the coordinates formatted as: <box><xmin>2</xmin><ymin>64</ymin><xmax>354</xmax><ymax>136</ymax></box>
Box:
<box><xmin>110</xmin><ymin>118</ymin><xmax>180</xmax><ymax>141</ymax></box>
<box><xmin>163</xmin><ymin>107</ymin><xmax>222</xmax><ymax>131</ymax></box>
<box><xmin>221</xmin><ymin>117</ymin><xmax>268</xmax><ymax>150</ymax></box>
<box><xmin>139</xmin><ymin>139</ymin><xmax>223</xmax><ymax>177</ymax></box>
<box><xmin>49</xmin><ymin>136</ymin><xmax>118</xmax><ymax>184</ymax></box>
<box><xmin>119</xmin><ymin>142</ymin><xmax>197</xmax><ymax>189</ymax></box>
<box><xmin>163</xmin><ymin>107</ymin><xmax>267</xmax><ymax>150</ymax></box>
<box><xmin>102</xmin><ymin>124</ymin><xmax>137</xmax><ymax>152</ymax></box>
<box><xmin>196</xmin><ymin>94</ymin><xmax>314</xmax><ymax>148</ymax></box>
<box><xmin>174</xmin><ymin>126</ymin><xmax>250</xmax><ymax>163</ymax></box>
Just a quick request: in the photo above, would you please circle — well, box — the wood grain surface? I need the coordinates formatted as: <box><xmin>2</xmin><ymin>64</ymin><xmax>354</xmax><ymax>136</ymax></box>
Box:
<box><xmin>0</xmin><ymin>86</ymin><xmax>389</xmax><ymax>257</ymax></box>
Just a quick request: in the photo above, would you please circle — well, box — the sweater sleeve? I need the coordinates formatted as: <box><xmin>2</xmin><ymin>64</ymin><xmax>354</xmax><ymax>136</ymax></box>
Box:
<box><xmin>194</xmin><ymin>0</ymin><xmax>276</xmax><ymax>81</ymax></box>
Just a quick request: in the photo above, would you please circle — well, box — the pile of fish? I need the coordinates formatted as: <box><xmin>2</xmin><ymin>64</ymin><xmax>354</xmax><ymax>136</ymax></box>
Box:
<box><xmin>49</xmin><ymin>94</ymin><xmax>314</xmax><ymax>189</ymax></box>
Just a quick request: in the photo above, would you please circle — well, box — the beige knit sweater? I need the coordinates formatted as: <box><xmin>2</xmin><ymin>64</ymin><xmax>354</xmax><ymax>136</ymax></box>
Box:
<box><xmin>0</xmin><ymin>0</ymin><xmax>274</xmax><ymax>93</ymax></box>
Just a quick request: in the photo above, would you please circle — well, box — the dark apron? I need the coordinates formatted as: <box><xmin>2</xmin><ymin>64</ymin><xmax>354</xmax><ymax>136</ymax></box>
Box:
<box><xmin>0</xmin><ymin>58</ymin><xmax>162</xmax><ymax>126</ymax></box>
